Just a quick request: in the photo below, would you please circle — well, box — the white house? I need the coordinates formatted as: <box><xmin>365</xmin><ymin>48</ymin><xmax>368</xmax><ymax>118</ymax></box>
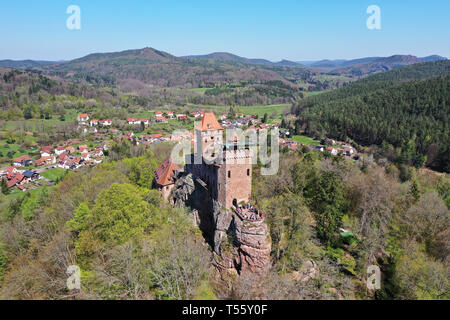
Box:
<box><xmin>78</xmin><ymin>114</ymin><xmax>89</xmax><ymax>122</ymax></box>
<box><xmin>327</xmin><ymin>147</ymin><xmax>339</xmax><ymax>156</ymax></box>
<box><xmin>128</xmin><ymin>118</ymin><xmax>141</xmax><ymax>125</ymax></box>
<box><xmin>100</xmin><ymin>119</ymin><xmax>112</xmax><ymax>126</ymax></box>
<box><xmin>54</xmin><ymin>147</ymin><xmax>66</xmax><ymax>156</ymax></box>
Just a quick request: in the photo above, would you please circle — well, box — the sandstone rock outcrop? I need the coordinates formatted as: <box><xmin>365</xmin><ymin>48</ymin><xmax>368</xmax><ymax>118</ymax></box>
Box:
<box><xmin>172</xmin><ymin>173</ymin><xmax>272</xmax><ymax>276</ymax></box>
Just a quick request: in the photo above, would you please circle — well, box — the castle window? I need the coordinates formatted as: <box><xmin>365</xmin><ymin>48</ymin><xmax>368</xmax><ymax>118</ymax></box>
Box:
<box><xmin>247</xmin><ymin>169</ymin><xmax>250</xmax><ymax>176</ymax></box>
<box><xmin>228</xmin><ymin>171</ymin><xmax>231</xmax><ymax>178</ymax></box>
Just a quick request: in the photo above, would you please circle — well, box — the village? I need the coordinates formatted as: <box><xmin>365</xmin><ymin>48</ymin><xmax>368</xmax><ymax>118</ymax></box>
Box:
<box><xmin>1</xmin><ymin>108</ymin><xmax>357</xmax><ymax>195</ymax></box>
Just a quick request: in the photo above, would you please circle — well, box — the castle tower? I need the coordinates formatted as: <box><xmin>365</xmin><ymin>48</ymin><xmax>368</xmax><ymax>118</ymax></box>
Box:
<box><xmin>217</xmin><ymin>139</ymin><xmax>253</xmax><ymax>209</ymax></box>
<box><xmin>195</xmin><ymin>113</ymin><xmax>224</xmax><ymax>162</ymax></box>
<box><xmin>189</xmin><ymin>112</ymin><xmax>253</xmax><ymax>209</ymax></box>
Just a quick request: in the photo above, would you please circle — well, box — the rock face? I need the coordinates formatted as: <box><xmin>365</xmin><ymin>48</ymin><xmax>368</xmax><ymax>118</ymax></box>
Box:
<box><xmin>172</xmin><ymin>173</ymin><xmax>271</xmax><ymax>275</ymax></box>
<box><xmin>234</xmin><ymin>217</ymin><xmax>271</xmax><ymax>275</ymax></box>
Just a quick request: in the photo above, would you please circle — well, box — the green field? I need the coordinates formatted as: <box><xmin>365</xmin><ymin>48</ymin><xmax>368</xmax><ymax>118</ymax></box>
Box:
<box><xmin>4</xmin><ymin>185</ymin><xmax>56</xmax><ymax>201</ymax></box>
<box><xmin>41</xmin><ymin>168</ymin><xmax>67</xmax><ymax>181</ymax></box>
<box><xmin>292</xmin><ymin>135</ymin><xmax>320</xmax><ymax>146</ymax></box>
<box><xmin>1</xmin><ymin>110</ymin><xmax>79</xmax><ymax>131</ymax></box>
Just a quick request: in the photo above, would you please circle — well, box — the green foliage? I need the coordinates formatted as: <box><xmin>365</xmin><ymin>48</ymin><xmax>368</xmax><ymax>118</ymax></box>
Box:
<box><xmin>304</xmin><ymin>170</ymin><xmax>348</xmax><ymax>244</ymax></box>
<box><xmin>123</xmin><ymin>152</ymin><xmax>159</xmax><ymax>189</ymax></box>
<box><xmin>1</xmin><ymin>179</ymin><xmax>9</xmax><ymax>195</ymax></box>
<box><xmin>72</xmin><ymin>183</ymin><xmax>154</xmax><ymax>262</ymax></box>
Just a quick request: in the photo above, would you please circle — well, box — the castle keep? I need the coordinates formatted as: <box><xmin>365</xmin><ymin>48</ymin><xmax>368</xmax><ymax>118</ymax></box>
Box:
<box><xmin>185</xmin><ymin>112</ymin><xmax>253</xmax><ymax>209</ymax></box>
<box><xmin>156</xmin><ymin>112</ymin><xmax>271</xmax><ymax>275</ymax></box>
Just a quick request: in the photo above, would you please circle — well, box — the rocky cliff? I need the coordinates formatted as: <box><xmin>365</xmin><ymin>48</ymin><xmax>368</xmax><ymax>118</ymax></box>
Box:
<box><xmin>172</xmin><ymin>173</ymin><xmax>271</xmax><ymax>276</ymax></box>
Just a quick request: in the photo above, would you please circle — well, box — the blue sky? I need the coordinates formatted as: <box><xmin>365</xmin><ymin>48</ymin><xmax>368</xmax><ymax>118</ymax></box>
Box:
<box><xmin>1</xmin><ymin>0</ymin><xmax>449</xmax><ymax>61</ymax></box>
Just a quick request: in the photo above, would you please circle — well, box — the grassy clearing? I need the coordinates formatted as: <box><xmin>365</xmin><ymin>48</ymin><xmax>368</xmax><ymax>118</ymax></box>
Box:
<box><xmin>40</xmin><ymin>168</ymin><xmax>67</xmax><ymax>181</ymax></box>
<box><xmin>292</xmin><ymin>135</ymin><xmax>320</xmax><ymax>146</ymax></box>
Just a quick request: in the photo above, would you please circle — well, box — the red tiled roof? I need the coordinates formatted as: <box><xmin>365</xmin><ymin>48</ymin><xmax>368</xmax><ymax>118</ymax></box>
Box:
<box><xmin>7</xmin><ymin>174</ymin><xmax>24</xmax><ymax>188</ymax></box>
<box><xmin>154</xmin><ymin>157</ymin><xmax>181</xmax><ymax>187</ymax></box>
<box><xmin>41</xmin><ymin>146</ymin><xmax>52</xmax><ymax>154</ymax></box>
<box><xmin>196</xmin><ymin>113</ymin><xmax>223</xmax><ymax>131</ymax></box>
<box><xmin>14</xmin><ymin>155</ymin><xmax>31</xmax><ymax>163</ymax></box>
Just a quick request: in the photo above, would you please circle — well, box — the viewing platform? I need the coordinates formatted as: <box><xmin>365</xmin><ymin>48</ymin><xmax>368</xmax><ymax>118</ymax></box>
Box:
<box><xmin>232</xmin><ymin>203</ymin><xmax>265</xmax><ymax>222</ymax></box>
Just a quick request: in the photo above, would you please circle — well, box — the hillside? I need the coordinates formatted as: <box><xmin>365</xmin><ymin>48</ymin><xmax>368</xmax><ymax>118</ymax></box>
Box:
<box><xmin>0</xmin><ymin>67</ymin><xmax>122</xmax><ymax>120</ymax></box>
<box><xmin>36</xmin><ymin>48</ymin><xmax>308</xmax><ymax>88</ymax></box>
<box><xmin>329</xmin><ymin>55</ymin><xmax>447</xmax><ymax>76</ymax></box>
<box><xmin>360</xmin><ymin>60</ymin><xmax>450</xmax><ymax>82</ymax></box>
<box><xmin>292</xmin><ymin>64</ymin><xmax>450</xmax><ymax>172</ymax></box>
<box><xmin>307</xmin><ymin>55</ymin><xmax>446</xmax><ymax>71</ymax></box>
<box><xmin>0</xmin><ymin>60</ymin><xmax>55</xmax><ymax>69</ymax></box>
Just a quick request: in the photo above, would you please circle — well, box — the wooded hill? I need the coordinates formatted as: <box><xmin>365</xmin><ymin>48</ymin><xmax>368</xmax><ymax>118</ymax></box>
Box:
<box><xmin>292</xmin><ymin>61</ymin><xmax>450</xmax><ymax>172</ymax></box>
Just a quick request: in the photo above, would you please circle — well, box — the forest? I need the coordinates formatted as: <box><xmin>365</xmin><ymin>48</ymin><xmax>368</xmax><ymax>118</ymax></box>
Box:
<box><xmin>292</xmin><ymin>73</ymin><xmax>449</xmax><ymax>172</ymax></box>
<box><xmin>0</xmin><ymin>141</ymin><xmax>448</xmax><ymax>299</ymax></box>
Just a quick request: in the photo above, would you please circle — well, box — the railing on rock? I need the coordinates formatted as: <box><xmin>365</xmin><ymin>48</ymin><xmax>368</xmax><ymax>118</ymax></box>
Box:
<box><xmin>232</xmin><ymin>204</ymin><xmax>265</xmax><ymax>222</ymax></box>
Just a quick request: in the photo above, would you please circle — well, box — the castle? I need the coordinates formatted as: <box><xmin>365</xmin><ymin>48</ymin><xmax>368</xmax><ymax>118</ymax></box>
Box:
<box><xmin>155</xmin><ymin>113</ymin><xmax>271</xmax><ymax>275</ymax></box>
<box><xmin>185</xmin><ymin>112</ymin><xmax>253</xmax><ymax>209</ymax></box>
<box><xmin>155</xmin><ymin>112</ymin><xmax>253</xmax><ymax>209</ymax></box>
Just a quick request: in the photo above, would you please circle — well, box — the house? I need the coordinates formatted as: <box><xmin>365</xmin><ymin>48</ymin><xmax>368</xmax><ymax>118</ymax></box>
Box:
<box><xmin>13</xmin><ymin>155</ymin><xmax>32</xmax><ymax>167</ymax></box>
<box><xmin>100</xmin><ymin>119</ymin><xmax>112</xmax><ymax>126</ymax></box>
<box><xmin>22</xmin><ymin>170</ymin><xmax>39</xmax><ymax>182</ymax></box>
<box><xmin>40</xmin><ymin>146</ymin><xmax>53</xmax><ymax>157</ymax></box>
<box><xmin>342</xmin><ymin>146</ymin><xmax>355</xmax><ymax>156</ymax></box>
<box><xmin>89</xmin><ymin>127</ymin><xmax>98</xmax><ymax>134</ymax></box>
<box><xmin>35</xmin><ymin>156</ymin><xmax>56</xmax><ymax>166</ymax></box>
<box><xmin>177</xmin><ymin>114</ymin><xmax>187</xmax><ymax>120</ymax></box>
<box><xmin>155</xmin><ymin>116</ymin><xmax>167</xmax><ymax>123</ymax></box>
<box><xmin>154</xmin><ymin>156</ymin><xmax>181</xmax><ymax>201</ymax></box>
<box><xmin>81</xmin><ymin>153</ymin><xmax>90</xmax><ymax>161</ymax></box>
<box><xmin>314</xmin><ymin>146</ymin><xmax>325</xmax><ymax>152</ymax></box>
<box><xmin>78</xmin><ymin>145</ymin><xmax>88</xmax><ymax>151</ymax></box>
<box><xmin>141</xmin><ymin>119</ymin><xmax>150</xmax><ymax>126</ymax></box>
<box><xmin>7</xmin><ymin>173</ymin><xmax>25</xmax><ymax>189</ymax></box>
<box><xmin>128</xmin><ymin>118</ymin><xmax>140</xmax><ymax>125</ymax></box>
<box><xmin>90</xmin><ymin>119</ymin><xmax>99</xmax><ymax>126</ymax></box>
<box><xmin>92</xmin><ymin>149</ymin><xmax>104</xmax><ymax>157</ymax></box>
<box><xmin>78</xmin><ymin>114</ymin><xmax>89</xmax><ymax>122</ymax></box>
<box><xmin>6</xmin><ymin>166</ymin><xmax>18</xmax><ymax>175</ymax></box>
<box><xmin>327</xmin><ymin>147</ymin><xmax>338</xmax><ymax>156</ymax></box>
<box><xmin>155</xmin><ymin>111</ymin><xmax>163</xmax><ymax>117</ymax></box>
<box><xmin>166</xmin><ymin>111</ymin><xmax>174</xmax><ymax>119</ymax></box>
<box><xmin>55</xmin><ymin>147</ymin><xmax>66</xmax><ymax>156</ymax></box>
<box><xmin>93</xmin><ymin>158</ymin><xmax>103</xmax><ymax>164</ymax></box>
<box><xmin>65</xmin><ymin>146</ymin><xmax>76</xmax><ymax>154</ymax></box>
<box><xmin>191</xmin><ymin>112</ymin><xmax>202</xmax><ymax>118</ymax></box>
